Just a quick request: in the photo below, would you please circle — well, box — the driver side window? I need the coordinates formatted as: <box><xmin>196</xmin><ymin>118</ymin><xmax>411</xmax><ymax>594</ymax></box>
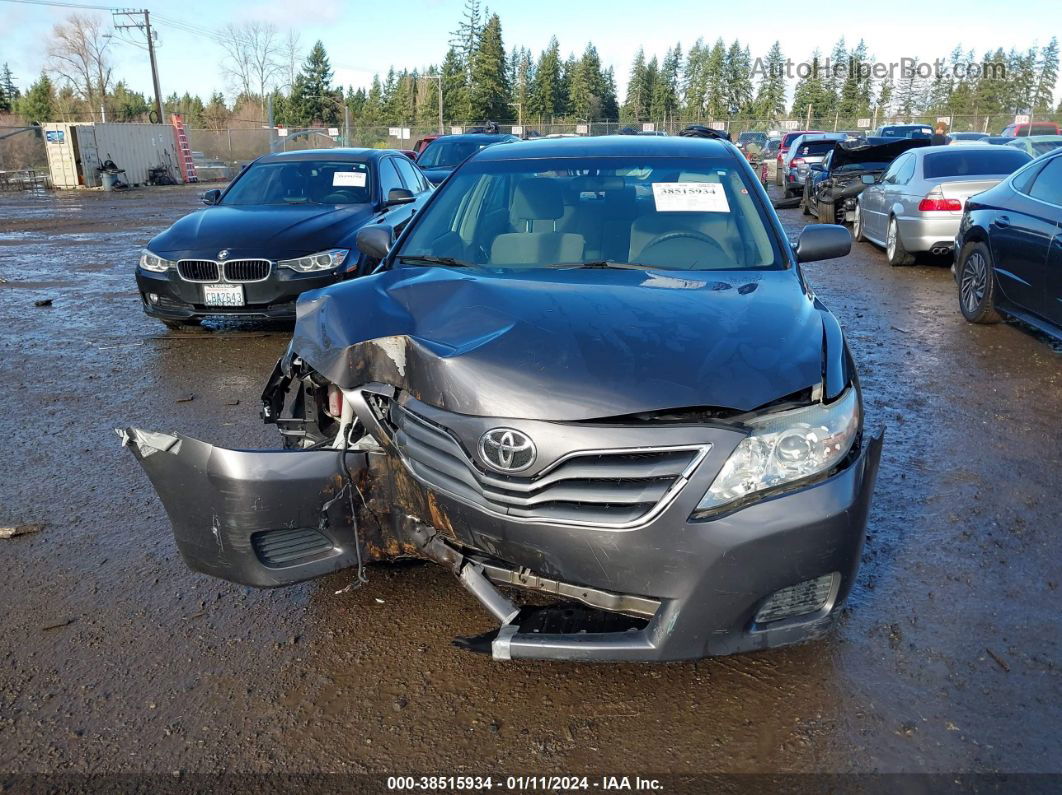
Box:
<box><xmin>882</xmin><ymin>155</ymin><xmax>908</xmax><ymax>185</ymax></box>
<box><xmin>378</xmin><ymin>158</ymin><xmax>404</xmax><ymax>201</ymax></box>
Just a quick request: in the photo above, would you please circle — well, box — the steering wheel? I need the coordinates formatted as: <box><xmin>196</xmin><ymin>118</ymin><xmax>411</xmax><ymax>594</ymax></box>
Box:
<box><xmin>636</xmin><ymin>231</ymin><xmax>728</xmax><ymax>269</ymax></box>
<box><xmin>322</xmin><ymin>191</ymin><xmax>349</xmax><ymax>204</ymax></box>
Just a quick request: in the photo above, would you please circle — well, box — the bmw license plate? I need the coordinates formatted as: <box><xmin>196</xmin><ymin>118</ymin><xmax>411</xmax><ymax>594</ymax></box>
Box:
<box><xmin>202</xmin><ymin>284</ymin><xmax>244</xmax><ymax>307</ymax></box>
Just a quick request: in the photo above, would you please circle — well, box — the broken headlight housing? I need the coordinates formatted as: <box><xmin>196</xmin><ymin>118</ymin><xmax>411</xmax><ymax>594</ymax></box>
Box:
<box><xmin>139</xmin><ymin>249</ymin><xmax>175</xmax><ymax>272</ymax></box>
<box><xmin>695</xmin><ymin>388</ymin><xmax>860</xmax><ymax>515</ymax></box>
<box><xmin>278</xmin><ymin>248</ymin><xmax>349</xmax><ymax>273</ymax></box>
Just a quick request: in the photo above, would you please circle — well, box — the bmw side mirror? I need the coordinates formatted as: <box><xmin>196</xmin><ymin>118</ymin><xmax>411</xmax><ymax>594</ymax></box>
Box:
<box><xmin>861</xmin><ymin>174</ymin><xmax>877</xmax><ymax>185</ymax></box>
<box><xmin>794</xmin><ymin>224</ymin><xmax>852</xmax><ymax>263</ymax></box>
<box><xmin>356</xmin><ymin>224</ymin><xmax>393</xmax><ymax>260</ymax></box>
<box><xmin>201</xmin><ymin>188</ymin><xmax>221</xmax><ymax>205</ymax></box>
<box><xmin>384</xmin><ymin>187</ymin><xmax>415</xmax><ymax>207</ymax></box>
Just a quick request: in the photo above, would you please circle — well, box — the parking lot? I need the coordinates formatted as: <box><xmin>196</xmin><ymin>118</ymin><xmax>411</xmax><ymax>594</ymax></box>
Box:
<box><xmin>0</xmin><ymin>183</ymin><xmax>1059</xmax><ymax>775</ymax></box>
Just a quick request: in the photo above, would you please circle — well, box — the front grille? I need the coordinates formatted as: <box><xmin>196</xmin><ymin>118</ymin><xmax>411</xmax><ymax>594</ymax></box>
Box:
<box><xmin>177</xmin><ymin>259</ymin><xmax>220</xmax><ymax>282</ymax></box>
<box><xmin>392</xmin><ymin>404</ymin><xmax>703</xmax><ymax>527</ymax></box>
<box><xmin>224</xmin><ymin>259</ymin><xmax>270</xmax><ymax>281</ymax></box>
<box><xmin>252</xmin><ymin>527</ymin><xmax>335</xmax><ymax>567</ymax></box>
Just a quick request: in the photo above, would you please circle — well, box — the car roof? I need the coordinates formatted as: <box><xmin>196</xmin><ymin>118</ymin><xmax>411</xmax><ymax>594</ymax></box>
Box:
<box><xmin>792</xmin><ymin>133</ymin><xmax>847</xmax><ymax>142</ymax></box>
<box><xmin>258</xmin><ymin>148</ymin><xmax>386</xmax><ymax>163</ymax></box>
<box><xmin>429</xmin><ymin>133</ymin><xmax>519</xmax><ymax>144</ymax></box>
<box><xmin>471</xmin><ymin>135</ymin><xmax>735</xmax><ymax>161</ymax></box>
<box><xmin>908</xmin><ymin>144</ymin><xmax>1002</xmax><ymax>156</ymax></box>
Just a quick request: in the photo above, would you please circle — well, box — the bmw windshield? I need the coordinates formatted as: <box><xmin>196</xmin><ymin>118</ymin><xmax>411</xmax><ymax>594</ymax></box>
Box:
<box><xmin>221</xmin><ymin>160</ymin><xmax>371</xmax><ymax>206</ymax></box>
<box><xmin>395</xmin><ymin>156</ymin><xmax>783</xmax><ymax>271</ymax></box>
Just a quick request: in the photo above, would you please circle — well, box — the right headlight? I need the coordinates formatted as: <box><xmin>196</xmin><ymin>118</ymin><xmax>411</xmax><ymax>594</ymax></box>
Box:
<box><xmin>139</xmin><ymin>249</ymin><xmax>174</xmax><ymax>272</ymax></box>
<box><xmin>694</xmin><ymin>388</ymin><xmax>860</xmax><ymax>515</ymax></box>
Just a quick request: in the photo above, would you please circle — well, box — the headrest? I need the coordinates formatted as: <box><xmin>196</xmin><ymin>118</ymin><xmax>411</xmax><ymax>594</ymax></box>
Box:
<box><xmin>571</xmin><ymin>175</ymin><xmax>625</xmax><ymax>192</ymax></box>
<box><xmin>511</xmin><ymin>178</ymin><xmax>565</xmax><ymax>221</ymax></box>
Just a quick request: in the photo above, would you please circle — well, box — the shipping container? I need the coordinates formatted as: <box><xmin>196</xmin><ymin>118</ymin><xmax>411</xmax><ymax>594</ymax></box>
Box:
<box><xmin>43</xmin><ymin>122</ymin><xmax>183</xmax><ymax>189</ymax></box>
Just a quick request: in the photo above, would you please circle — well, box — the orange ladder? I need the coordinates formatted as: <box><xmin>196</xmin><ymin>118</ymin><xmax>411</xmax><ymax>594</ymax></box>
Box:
<box><xmin>171</xmin><ymin>114</ymin><xmax>198</xmax><ymax>183</ymax></box>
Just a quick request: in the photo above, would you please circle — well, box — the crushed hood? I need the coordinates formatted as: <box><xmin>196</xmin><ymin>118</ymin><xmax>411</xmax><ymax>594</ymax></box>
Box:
<box><xmin>148</xmin><ymin>204</ymin><xmax>375</xmax><ymax>259</ymax></box>
<box><xmin>289</xmin><ymin>266</ymin><xmax>826</xmax><ymax>422</ymax></box>
<box><xmin>829</xmin><ymin>138</ymin><xmax>930</xmax><ymax>171</ymax></box>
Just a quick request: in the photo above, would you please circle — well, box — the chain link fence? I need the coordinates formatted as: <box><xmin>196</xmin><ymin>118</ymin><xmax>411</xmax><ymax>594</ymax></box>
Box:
<box><xmin>5</xmin><ymin>110</ymin><xmax>1061</xmax><ymax>189</ymax></box>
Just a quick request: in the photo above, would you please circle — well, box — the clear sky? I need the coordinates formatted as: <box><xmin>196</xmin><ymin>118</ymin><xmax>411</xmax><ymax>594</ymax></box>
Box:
<box><xmin>2</xmin><ymin>0</ymin><xmax>1060</xmax><ymax>105</ymax></box>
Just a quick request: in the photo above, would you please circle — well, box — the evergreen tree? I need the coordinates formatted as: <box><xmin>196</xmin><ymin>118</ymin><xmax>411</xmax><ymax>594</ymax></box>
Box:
<box><xmin>441</xmin><ymin>46</ymin><xmax>469</xmax><ymax>122</ymax></box>
<box><xmin>682</xmin><ymin>39</ymin><xmax>708</xmax><ymax>117</ymax></box>
<box><xmin>203</xmin><ymin>91</ymin><xmax>229</xmax><ymax>131</ymax></box>
<box><xmin>826</xmin><ymin>37</ymin><xmax>847</xmax><ymax>115</ymax></box>
<box><xmin>450</xmin><ymin>0</ymin><xmax>482</xmax><ymax>79</ymax></box>
<box><xmin>651</xmin><ymin>44</ymin><xmax>681</xmax><ymax>122</ymax></box>
<box><xmin>723</xmin><ymin>41</ymin><xmax>753</xmax><ymax>116</ymax></box>
<box><xmin>468</xmin><ymin>13</ymin><xmax>509</xmax><ymax>120</ymax></box>
<box><xmin>291</xmin><ymin>41</ymin><xmax>339</xmax><ymax>125</ymax></box>
<box><xmin>894</xmin><ymin>54</ymin><xmax>923</xmax><ymax>116</ymax></box>
<box><xmin>510</xmin><ymin>47</ymin><xmax>534</xmax><ymax>123</ymax></box>
<box><xmin>529</xmin><ymin>37</ymin><xmax>562</xmax><ymax>120</ymax></box>
<box><xmin>622</xmin><ymin>48</ymin><xmax>650</xmax><ymax>121</ymax></box>
<box><xmin>875</xmin><ymin>75</ymin><xmax>894</xmax><ymax>120</ymax></box>
<box><xmin>600</xmin><ymin>66</ymin><xmax>619</xmax><ymax>121</ymax></box>
<box><xmin>837</xmin><ymin>40</ymin><xmax>871</xmax><ymax>121</ymax></box>
<box><xmin>0</xmin><ymin>63</ymin><xmax>18</xmax><ymax>113</ymax></box>
<box><xmin>17</xmin><ymin>72</ymin><xmax>55</xmax><ymax>122</ymax></box>
<box><xmin>753</xmin><ymin>42</ymin><xmax>787</xmax><ymax>121</ymax></box>
<box><xmin>1033</xmin><ymin>37</ymin><xmax>1059</xmax><ymax>113</ymax></box>
<box><xmin>704</xmin><ymin>39</ymin><xmax>728</xmax><ymax>119</ymax></box>
<box><xmin>559</xmin><ymin>52</ymin><xmax>578</xmax><ymax>117</ymax></box>
<box><xmin>791</xmin><ymin>51</ymin><xmax>832</xmax><ymax>120</ymax></box>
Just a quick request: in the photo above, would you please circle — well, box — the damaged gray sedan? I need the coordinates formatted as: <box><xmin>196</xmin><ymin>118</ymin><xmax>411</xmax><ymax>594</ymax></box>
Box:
<box><xmin>122</xmin><ymin>136</ymin><xmax>883</xmax><ymax>662</ymax></box>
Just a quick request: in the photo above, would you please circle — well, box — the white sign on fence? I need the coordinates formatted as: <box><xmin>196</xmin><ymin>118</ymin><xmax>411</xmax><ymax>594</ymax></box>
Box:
<box><xmin>511</xmin><ymin>125</ymin><xmax>523</xmax><ymax>136</ymax></box>
<box><xmin>856</xmin><ymin>118</ymin><xmax>871</xmax><ymax>128</ymax></box>
<box><xmin>328</xmin><ymin>127</ymin><xmax>340</xmax><ymax>137</ymax></box>
<box><xmin>401</xmin><ymin>128</ymin><xmax>411</xmax><ymax>140</ymax></box>
<box><xmin>276</xmin><ymin>127</ymin><xmax>288</xmax><ymax>137</ymax></box>
<box><xmin>641</xmin><ymin>122</ymin><xmax>655</xmax><ymax>132</ymax></box>
<box><xmin>450</xmin><ymin>126</ymin><xmax>464</xmax><ymax>135</ymax></box>
<box><xmin>782</xmin><ymin>120</ymin><xmax>800</xmax><ymax>130</ymax></box>
<box><xmin>710</xmin><ymin>121</ymin><xmax>727</xmax><ymax>131</ymax></box>
<box><xmin>388</xmin><ymin>127</ymin><xmax>401</xmax><ymax>137</ymax></box>
<box><xmin>1014</xmin><ymin>114</ymin><xmax>1030</xmax><ymax>125</ymax></box>
<box><xmin>576</xmin><ymin>124</ymin><xmax>589</xmax><ymax>134</ymax></box>
<box><xmin>936</xmin><ymin>116</ymin><xmax>952</xmax><ymax>126</ymax></box>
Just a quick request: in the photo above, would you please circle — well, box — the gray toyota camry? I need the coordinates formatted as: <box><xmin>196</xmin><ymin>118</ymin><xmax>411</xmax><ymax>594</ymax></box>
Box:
<box><xmin>122</xmin><ymin>135</ymin><xmax>883</xmax><ymax>662</ymax></box>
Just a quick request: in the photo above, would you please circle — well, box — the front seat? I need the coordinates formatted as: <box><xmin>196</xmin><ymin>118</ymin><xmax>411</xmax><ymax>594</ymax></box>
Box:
<box><xmin>490</xmin><ymin>178</ymin><xmax>584</xmax><ymax>267</ymax></box>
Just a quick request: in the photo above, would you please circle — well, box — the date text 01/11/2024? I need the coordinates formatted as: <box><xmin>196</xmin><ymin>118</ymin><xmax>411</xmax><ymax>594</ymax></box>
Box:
<box><xmin>386</xmin><ymin>776</ymin><xmax>664</xmax><ymax>791</ymax></box>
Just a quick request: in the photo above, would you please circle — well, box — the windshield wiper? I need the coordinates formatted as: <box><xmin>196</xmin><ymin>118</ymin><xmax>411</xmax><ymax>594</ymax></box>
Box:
<box><xmin>548</xmin><ymin>260</ymin><xmax>656</xmax><ymax>270</ymax></box>
<box><xmin>396</xmin><ymin>255</ymin><xmax>474</xmax><ymax>268</ymax></box>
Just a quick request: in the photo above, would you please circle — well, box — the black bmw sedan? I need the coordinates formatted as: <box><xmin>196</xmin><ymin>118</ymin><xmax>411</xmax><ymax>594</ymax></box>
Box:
<box><xmin>954</xmin><ymin>148</ymin><xmax>1062</xmax><ymax>340</ymax></box>
<box><xmin>135</xmin><ymin>149</ymin><xmax>433</xmax><ymax>328</ymax></box>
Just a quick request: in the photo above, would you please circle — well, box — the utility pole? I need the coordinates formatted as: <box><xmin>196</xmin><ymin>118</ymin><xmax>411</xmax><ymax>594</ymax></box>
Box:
<box><xmin>427</xmin><ymin>74</ymin><xmax>444</xmax><ymax>134</ymax></box>
<box><xmin>113</xmin><ymin>9</ymin><xmax>164</xmax><ymax>124</ymax></box>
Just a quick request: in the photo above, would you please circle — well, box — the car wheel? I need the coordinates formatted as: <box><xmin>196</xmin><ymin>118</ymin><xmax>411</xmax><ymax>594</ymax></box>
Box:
<box><xmin>886</xmin><ymin>217</ymin><xmax>915</xmax><ymax>266</ymax></box>
<box><xmin>958</xmin><ymin>243</ymin><xmax>1002</xmax><ymax>324</ymax></box>
<box><xmin>853</xmin><ymin>205</ymin><xmax>866</xmax><ymax>242</ymax></box>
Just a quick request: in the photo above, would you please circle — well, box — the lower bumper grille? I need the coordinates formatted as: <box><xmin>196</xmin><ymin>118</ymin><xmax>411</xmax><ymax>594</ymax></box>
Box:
<box><xmin>391</xmin><ymin>404</ymin><xmax>706</xmax><ymax>528</ymax></box>
<box><xmin>252</xmin><ymin>527</ymin><xmax>335</xmax><ymax>567</ymax></box>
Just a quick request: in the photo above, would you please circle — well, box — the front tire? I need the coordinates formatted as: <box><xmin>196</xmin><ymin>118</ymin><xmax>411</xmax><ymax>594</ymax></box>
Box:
<box><xmin>853</xmin><ymin>205</ymin><xmax>866</xmax><ymax>242</ymax></box>
<box><xmin>886</xmin><ymin>217</ymin><xmax>915</xmax><ymax>266</ymax></box>
<box><xmin>958</xmin><ymin>243</ymin><xmax>1002</xmax><ymax>324</ymax></box>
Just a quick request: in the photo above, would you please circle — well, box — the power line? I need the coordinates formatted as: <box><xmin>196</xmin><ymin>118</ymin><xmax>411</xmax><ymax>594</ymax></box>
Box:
<box><xmin>0</xmin><ymin>0</ymin><xmax>117</xmax><ymax>10</ymax></box>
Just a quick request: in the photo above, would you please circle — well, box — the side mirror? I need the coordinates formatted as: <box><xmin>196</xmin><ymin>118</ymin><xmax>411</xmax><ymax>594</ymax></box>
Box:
<box><xmin>809</xmin><ymin>163</ymin><xmax>825</xmax><ymax>172</ymax></box>
<box><xmin>794</xmin><ymin>224</ymin><xmax>851</xmax><ymax>263</ymax></box>
<box><xmin>861</xmin><ymin>174</ymin><xmax>877</xmax><ymax>185</ymax></box>
<box><xmin>384</xmin><ymin>187</ymin><xmax>415</xmax><ymax>207</ymax></box>
<box><xmin>201</xmin><ymin>188</ymin><xmax>221</xmax><ymax>205</ymax></box>
<box><xmin>356</xmin><ymin>224</ymin><xmax>393</xmax><ymax>260</ymax></box>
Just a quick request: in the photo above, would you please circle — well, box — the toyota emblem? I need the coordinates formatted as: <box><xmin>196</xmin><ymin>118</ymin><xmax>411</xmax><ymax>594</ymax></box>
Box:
<box><xmin>479</xmin><ymin>428</ymin><xmax>536</xmax><ymax>472</ymax></box>
<box><xmin>217</xmin><ymin>249</ymin><xmax>230</xmax><ymax>261</ymax></box>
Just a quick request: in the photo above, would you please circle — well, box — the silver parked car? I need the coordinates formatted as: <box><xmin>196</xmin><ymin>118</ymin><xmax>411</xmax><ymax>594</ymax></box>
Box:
<box><xmin>781</xmin><ymin>133</ymin><xmax>847</xmax><ymax>198</ymax></box>
<box><xmin>853</xmin><ymin>145</ymin><xmax>1031</xmax><ymax>265</ymax></box>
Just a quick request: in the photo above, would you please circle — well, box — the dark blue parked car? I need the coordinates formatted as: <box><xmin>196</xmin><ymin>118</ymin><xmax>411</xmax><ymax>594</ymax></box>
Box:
<box><xmin>954</xmin><ymin>148</ymin><xmax>1062</xmax><ymax>340</ymax></box>
<box><xmin>415</xmin><ymin>133</ymin><xmax>520</xmax><ymax>185</ymax></box>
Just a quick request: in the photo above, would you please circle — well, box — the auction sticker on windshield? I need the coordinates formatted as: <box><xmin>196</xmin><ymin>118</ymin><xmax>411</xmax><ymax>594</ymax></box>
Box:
<box><xmin>652</xmin><ymin>182</ymin><xmax>730</xmax><ymax>213</ymax></box>
<box><xmin>333</xmin><ymin>171</ymin><xmax>367</xmax><ymax>187</ymax></box>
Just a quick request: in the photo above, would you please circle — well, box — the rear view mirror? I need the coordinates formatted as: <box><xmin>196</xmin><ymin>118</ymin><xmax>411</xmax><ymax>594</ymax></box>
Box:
<box><xmin>356</xmin><ymin>224</ymin><xmax>393</xmax><ymax>260</ymax></box>
<box><xmin>201</xmin><ymin>188</ymin><xmax>221</xmax><ymax>205</ymax></box>
<box><xmin>794</xmin><ymin>224</ymin><xmax>852</xmax><ymax>263</ymax></box>
<box><xmin>861</xmin><ymin>174</ymin><xmax>877</xmax><ymax>185</ymax></box>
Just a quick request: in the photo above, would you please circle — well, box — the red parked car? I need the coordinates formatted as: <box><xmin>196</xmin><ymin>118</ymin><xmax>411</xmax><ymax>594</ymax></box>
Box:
<box><xmin>999</xmin><ymin>121</ymin><xmax>1061</xmax><ymax>137</ymax></box>
<box><xmin>775</xmin><ymin>130</ymin><xmax>825</xmax><ymax>186</ymax></box>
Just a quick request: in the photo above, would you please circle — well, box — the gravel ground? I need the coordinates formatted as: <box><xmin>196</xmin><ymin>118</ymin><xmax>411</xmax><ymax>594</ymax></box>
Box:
<box><xmin>0</xmin><ymin>184</ymin><xmax>1059</xmax><ymax>776</ymax></box>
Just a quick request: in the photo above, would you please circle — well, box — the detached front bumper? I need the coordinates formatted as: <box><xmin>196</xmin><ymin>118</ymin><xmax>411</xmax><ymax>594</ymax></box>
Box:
<box><xmin>135</xmin><ymin>266</ymin><xmax>342</xmax><ymax>321</ymax></box>
<box><xmin>121</xmin><ymin>410</ymin><xmax>883</xmax><ymax>661</ymax></box>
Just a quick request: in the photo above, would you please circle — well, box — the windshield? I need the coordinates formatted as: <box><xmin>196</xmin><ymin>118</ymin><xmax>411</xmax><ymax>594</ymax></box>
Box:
<box><xmin>418</xmin><ymin>139</ymin><xmax>496</xmax><ymax>169</ymax></box>
<box><xmin>881</xmin><ymin>126</ymin><xmax>932</xmax><ymax>138</ymax></box>
<box><xmin>221</xmin><ymin>160</ymin><xmax>370</xmax><ymax>205</ymax></box>
<box><xmin>923</xmin><ymin>149</ymin><xmax>1030</xmax><ymax>178</ymax></box>
<box><xmin>396</xmin><ymin>156</ymin><xmax>782</xmax><ymax>272</ymax></box>
<box><xmin>793</xmin><ymin>141</ymin><xmax>838</xmax><ymax>157</ymax></box>
<box><xmin>1030</xmin><ymin>140</ymin><xmax>1062</xmax><ymax>156</ymax></box>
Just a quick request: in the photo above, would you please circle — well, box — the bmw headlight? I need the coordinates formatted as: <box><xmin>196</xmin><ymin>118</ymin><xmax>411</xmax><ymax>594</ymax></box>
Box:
<box><xmin>694</xmin><ymin>388</ymin><xmax>860</xmax><ymax>515</ymax></box>
<box><xmin>139</xmin><ymin>249</ymin><xmax>174</xmax><ymax>272</ymax></box>
<box><xmin>278</xmin><ymin>248</ymin><xmax>349</xmax><ymax>272</ymax></box>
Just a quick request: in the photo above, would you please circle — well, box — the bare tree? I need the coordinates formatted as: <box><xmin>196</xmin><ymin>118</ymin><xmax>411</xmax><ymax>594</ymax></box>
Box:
<box><xmin>47</xmin><ymin>14</ymin><xmax>113</xmax><ymax>118</ymax></box>
<box><xmin>219</xmin><ymin>21</ymin><xmax>282</xmax><ymax>105</ymax></box>
<box><xmin>282</xmin><ymin>30</ymin><xmax>302</xmax><ymax>93</ymax></box>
